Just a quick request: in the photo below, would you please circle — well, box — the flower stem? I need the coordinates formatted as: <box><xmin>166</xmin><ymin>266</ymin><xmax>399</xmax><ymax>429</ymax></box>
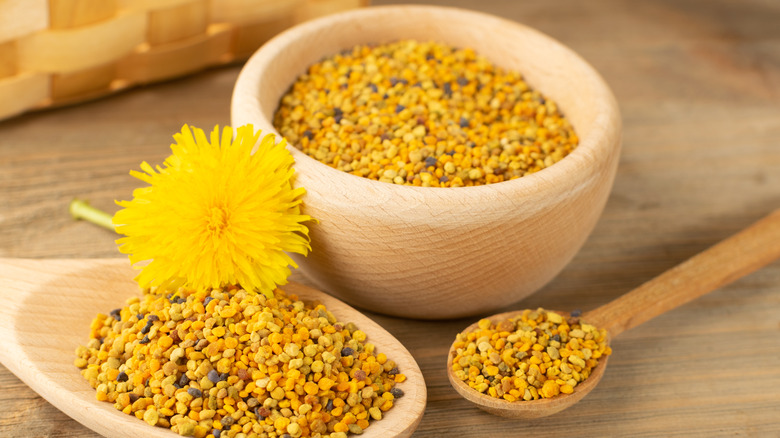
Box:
<box><xmin>69</xmin><ymin>199</ymin><xmax>115</xmax><ymax>231</ymax></box>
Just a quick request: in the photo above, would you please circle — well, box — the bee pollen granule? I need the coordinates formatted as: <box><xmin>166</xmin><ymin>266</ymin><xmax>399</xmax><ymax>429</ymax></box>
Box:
<box><xmin>76</xmin><ymin>286</ymin><xmax>405</xmax><ymax>437</ymax></box>
<box><xmin>274</xmin><ymin>40</ymin><xmax>579</xmax><ymax>187</ymax></box>
<box><xmin>450</xmin><ymin>308</ymin><xmax>610</xmax><ymax>401</ymax></box>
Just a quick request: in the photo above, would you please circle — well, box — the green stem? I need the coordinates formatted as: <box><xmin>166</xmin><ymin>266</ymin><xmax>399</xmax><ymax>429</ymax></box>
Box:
<box><xmin>69</xmin><ymin>199</ymin><xmax>115</xmax><ymax>231</ymax></box>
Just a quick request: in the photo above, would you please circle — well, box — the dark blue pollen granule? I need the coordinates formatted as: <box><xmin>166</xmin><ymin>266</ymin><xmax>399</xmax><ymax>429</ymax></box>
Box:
<box><xmin>552</xmin><ymin>334</ymin><xmax>561</xmax><ymax>342</ymax></box>
<box><xmin>341</xmin><ymin>347</ymin><xmax>355</xmax><ymax>357</ymax></box>
<box><xmin>424</xmin><ymin>156</ymin><xmax>437</xmax><ymax>167</ymax></box>
<box><xmin>207</xmin><ymin>369</ymin><xmax>220</xmax><ymax>384</ymax></box>
<box><xmin>139</xmin><ymin>335</ymin><xmax>150</xmax><ymax>344</ymax></box>
<box><xmin>439</xmin><ymin>175</ymin><xmax>449</xmax><ymax>183</ymax></box>
<box><xmin>325</xmin><ymin>399</ymin><xmax>334</xmax><ymax>411</ymax></box>
<box><xmin>135</xmin><ymin>313</ymin><xmax>143</xmax><ymax>321</ymax></box>
<box><xmin>457</xmin><ymin>77</ymin><xmax>469</xmax><ymax>86</ymax></box>
<box><xmin>187</xmin><ymin>387</ymin><xmax>202</xmax><ymax>398</ymax></box>
<box><xmin>109</xmin><ymin>309</ymin><xmax>121</xmax><ymax>321</ymax></box>
<box><xmin>212</xmin><ymin>429</ymin><xmax>222</xmax><ymax>437</ymax></box>
<box><xmin>179</xmin><ymin>374</ymin><xmax>189</xmax><ymax>387</ymax></box>
<box><xmin>303</xmin><ymin>130</ymin><xmax>313</xmax><ymax>139</ymax></box>
<box><xmin>175</xmin><ymin>296</ymin><xmax>186</xmax><ymax>304</ymax></box>
<box><xmin>460</xmin><ymin>117</ymin><xmax>470</xmax><ymax>128</ymax></box>
<box><xmin>369</xmin><ymin>83</ymin><xmax>378</xmax><ymax>93</ymax></box>
<box><xmin>570</xmin><ymin>309</ymin><xmax>582</xmax><ymax>317</ymax></box>
<box><xmin>387</xmin><ymin>367</ymin><xmax>399</xmax><ymax>376</ymax></box>
<box><xmin>333</xmin><ymin>107</ymin><xmax>343</xmax><ymax>117</ymax></box>
<box><xmin>173</xmin><ymin>382</ymin><xmax>182</xmax><ymax>389</ymax></box>
<box><xmin>220</xmin><ymin>372</ymin><xmax>228</xmax><ymax>381</ymax></box>
<box><xmin>116</xmin><ymin>371</ymin><xmax>128</xmax><ymax>382</ymax></box>
<box><xmin>203</xmin><ymin>296</ymin><xmax>214</xmax><ymax>307</ymax></box>
<box><xmin>147</xmin><ymin>314</ymin><xmax>160</xmax><ymax>322</ymax></box>
<box><xmin>445</xmin><ymin>150</ymin><xmax>455</xmax><ymax>156</ymax></box>
<box><xmin>140</xmin><ymin>321</ymin><xmax>153</xmax><ymax>335</ymax></box>
<box><xmin>390</xmin><ymin>387</ymin><xmax>405</xmax><ymax>398</ymax></box>
<box><xmin>395</xmin><ymin>104</ymin><xmax>405</xmax><ymax>113</ymax></box>
<box><xmin>443</xmin><ymin>82</ymin><xmax>452</xmax><ymax>96</ymax></box>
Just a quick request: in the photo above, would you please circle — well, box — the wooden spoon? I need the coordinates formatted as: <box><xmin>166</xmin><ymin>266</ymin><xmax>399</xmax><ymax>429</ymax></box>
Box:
<box><xmin>0</xmin><ymin>258</ymin><xmax>426</xmax><ymax>438</ymax></box>
<box><xmin>448</xmin><ymin>209</ymin><xmax>780</xmax><ymax>419</ymax></box>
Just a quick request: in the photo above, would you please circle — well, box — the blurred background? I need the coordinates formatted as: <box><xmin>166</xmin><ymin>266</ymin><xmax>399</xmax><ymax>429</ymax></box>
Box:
<box><xmin>1</xmin><ymin>0</ymin><xmax>779</xmax><ymax>436</ymax></box>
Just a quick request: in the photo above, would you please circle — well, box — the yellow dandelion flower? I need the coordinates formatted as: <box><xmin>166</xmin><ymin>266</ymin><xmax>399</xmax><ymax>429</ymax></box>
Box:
<box><xmin>113</xmin><ymin>124</ymin><xmax>312</xmax><ymax>297</ymax></box>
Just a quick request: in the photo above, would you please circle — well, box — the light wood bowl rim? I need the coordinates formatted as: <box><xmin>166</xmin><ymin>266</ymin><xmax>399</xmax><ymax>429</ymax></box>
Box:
<box><xmin>230</xmin><ymin>4</ymin><xmax>622</xmax><ymax>320</ymax></box>
<box><xmin>231</xmin><ymin>4</ymin><xmax>621</xmax><ymax>209</ymax></box>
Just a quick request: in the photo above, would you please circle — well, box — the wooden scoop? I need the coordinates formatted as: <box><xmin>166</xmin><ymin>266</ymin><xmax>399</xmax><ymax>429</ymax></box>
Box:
<box><xmin>448</xmin><ymin>209</ymin><xmax>780</xmax><ymax>419</ymax></box>
<box><xmin>0</xmin><ymin>258</ymin><xmax>426</xmax><ymax>437</ymax></box>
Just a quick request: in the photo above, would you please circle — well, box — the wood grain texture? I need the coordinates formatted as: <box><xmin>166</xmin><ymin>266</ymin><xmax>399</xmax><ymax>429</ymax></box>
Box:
<box><xmin>0</xmin><ymin>0</ymin><xmax>366</xmax><ymax>120</ymax></box>
<box><xmin>16</xmin><ymin>12</ymin><xmax>146</xmax><ymax>74</ymax></box>
<box><xmin>1</xmin><ymin>0</ymin><xmax>780</xmax><ymax>436</ymax></box>
<box><xmin>586</xmin><ymin>208</ymin><xmax>780</xmax><ymax>336</ymax></box>
<box><xmin>0</xmin><ymin>0</ymin><xmax>48</xmax><ymax>42</ymax></box>
<box><xmin>232</xmin><ymin>5</ymin><xmax>622</xmax><ymax>319</ymax></box>
<box><xmin>48</xmin><ymin>0</ymin><xmax>118</xmax><ymax>30</ymax></box>
<box><xmin>447</xmin><ymin>209</ymin><xmax>780</xmax><ymax>418</ymax></box>
<box><xmin>0</xmin><ymin>258</ymin><xmax>425</xmax><ymax>438</ymax></box>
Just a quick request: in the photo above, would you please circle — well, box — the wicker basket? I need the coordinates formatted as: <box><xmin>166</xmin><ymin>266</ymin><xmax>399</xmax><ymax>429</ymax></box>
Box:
<box><xmin>0</xmin><ymin>0</ymin><xmax>368</xmax><ymax>120</ymax></box>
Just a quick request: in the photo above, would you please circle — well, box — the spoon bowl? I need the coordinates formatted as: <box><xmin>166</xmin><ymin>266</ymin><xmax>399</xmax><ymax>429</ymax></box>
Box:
<box><xmin>447</xmin><ymin>209</ymin><xmax>780</xmax><ymax>418</ymax></box>
<box><xmin>446</xmin><ymin>309</ymin><xmax>610</xmax><ymax>419</ymax></box>
<box><xmin>0</xmin><ymin>258</ymin><xmax>427</xmax><ymax>438</ymax></box>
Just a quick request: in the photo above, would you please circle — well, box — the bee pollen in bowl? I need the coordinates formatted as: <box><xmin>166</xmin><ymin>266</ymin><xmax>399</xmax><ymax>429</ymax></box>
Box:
<box><xmin>274</xmin><ymin>39</ymin><xmax>579</xmax><ymax>187</ymax></box>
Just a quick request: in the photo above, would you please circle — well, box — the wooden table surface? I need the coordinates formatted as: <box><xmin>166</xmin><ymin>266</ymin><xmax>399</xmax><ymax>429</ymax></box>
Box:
<box><xmin>2</xmin><ymin>0</ymin><xmax>779</xmax><ymax>436</ymax></box>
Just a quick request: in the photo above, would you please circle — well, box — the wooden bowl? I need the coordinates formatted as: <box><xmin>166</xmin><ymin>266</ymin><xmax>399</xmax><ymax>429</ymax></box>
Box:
<box><xmin>231</xmin><ymin>5</ymin><xmax>621</xmax><ymax>319</ymax></box>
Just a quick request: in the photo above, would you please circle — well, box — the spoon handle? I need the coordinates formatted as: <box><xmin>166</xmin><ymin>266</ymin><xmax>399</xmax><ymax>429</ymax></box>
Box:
<box><xmin>584</xmin><ymin>209</ymin><xmax>780</xmax><ymax>337</ymax></box>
